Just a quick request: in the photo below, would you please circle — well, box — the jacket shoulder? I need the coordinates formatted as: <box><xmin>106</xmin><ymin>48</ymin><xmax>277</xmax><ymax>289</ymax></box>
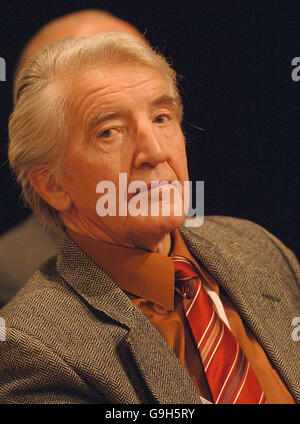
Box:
<box><xmin>0</xmin><ymin>255</ymin><xmax>88</xmax><ymax>340</ymax></box>
<box><xmin>183</xmin><ymin>215</ymin><xmax>293</xmax><ymax>251</ymax></box>
<box><xmin>181</xmin><ymin>215</ymin><xmax>300</xmax><ymax>289</ymax></box>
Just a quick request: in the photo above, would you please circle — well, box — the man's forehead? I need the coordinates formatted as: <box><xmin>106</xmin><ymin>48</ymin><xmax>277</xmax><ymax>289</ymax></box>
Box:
<box><xmin>66</xmin><ymin>62</ymin><xmax>173</xmax><ymax>110</ymax></box>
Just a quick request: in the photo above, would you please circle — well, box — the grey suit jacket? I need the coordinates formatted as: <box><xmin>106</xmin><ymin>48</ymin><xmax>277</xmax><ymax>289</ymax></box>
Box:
<box><xmin>0</xmin><ymin>216</ymin><xmax>299</xmax><ymax>404</ymax></box>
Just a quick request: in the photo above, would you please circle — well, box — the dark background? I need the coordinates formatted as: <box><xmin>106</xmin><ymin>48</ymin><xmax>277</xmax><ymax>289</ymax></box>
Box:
<box><xmin>0</xmin><ymin>0</ymin><xmax>299</xmax><ymax>258</ymax></box>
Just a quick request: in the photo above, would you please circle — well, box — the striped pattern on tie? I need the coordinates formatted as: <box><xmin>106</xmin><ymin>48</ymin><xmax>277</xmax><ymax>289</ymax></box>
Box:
<box><xmin>173</xmin><ymin>255</ymin><xmax>266</xmax><ymax>404</ymax></box>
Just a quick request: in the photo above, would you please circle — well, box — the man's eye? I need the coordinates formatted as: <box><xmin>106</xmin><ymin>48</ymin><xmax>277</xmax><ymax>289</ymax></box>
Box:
<box><xmin>98</xmin><ymin>129</ymin><xmax>116</xmax><ymax>139</ymax></box>
<box><xmin>154</xmin><ymin>114</ymin><xmax>168</xmax><ymax>124</ymax></box>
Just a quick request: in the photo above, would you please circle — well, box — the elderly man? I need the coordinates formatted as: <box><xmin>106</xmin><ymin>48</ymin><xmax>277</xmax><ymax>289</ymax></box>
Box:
<box><xmin>0</xmin><ymin>9</ymin><xmax>144</xmax><ymax>307</ymax></box>
<box><xmin>0</xmin><ymin>32</ymin><xmax>299</xmax><ymax>404</ymax></box>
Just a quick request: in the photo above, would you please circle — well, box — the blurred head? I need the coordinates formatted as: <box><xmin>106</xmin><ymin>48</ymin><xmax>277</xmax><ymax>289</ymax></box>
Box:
<box><xmin>9</xmin><ymin>32</ymin><xmax>187</xmax><ymax>252</ymax></box>
<box><xmin>17</xmin><ymin>9</ymin><xmax>144</xmax><ymax>73</ymax></box>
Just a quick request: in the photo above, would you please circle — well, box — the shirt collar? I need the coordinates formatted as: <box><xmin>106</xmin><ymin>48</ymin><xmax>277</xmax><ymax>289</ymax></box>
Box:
<box><xmin>68</xmin><ymin>228</ymin><xmax>199</xmax><ymax>311</ymax></box>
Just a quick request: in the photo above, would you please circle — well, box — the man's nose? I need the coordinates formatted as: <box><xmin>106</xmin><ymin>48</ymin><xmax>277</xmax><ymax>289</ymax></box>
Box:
<box><xmin>133</xmin><ymin>120</ymin><xmax>167</xmax><ymax>169</ymax></box>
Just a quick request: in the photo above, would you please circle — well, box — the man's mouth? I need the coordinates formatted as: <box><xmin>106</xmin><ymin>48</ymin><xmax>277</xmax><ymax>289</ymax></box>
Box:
<box><xmin>129</xmin><ymin>181</ymin><xmax>176</xmax><ymax>199</ymax></box>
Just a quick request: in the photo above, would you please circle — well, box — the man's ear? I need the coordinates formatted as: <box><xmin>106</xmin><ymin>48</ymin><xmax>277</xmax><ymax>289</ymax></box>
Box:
<box><xmin>28</xmin><ymin>167</ymin><xmax>72</xmax><ymax>212</ymax></box>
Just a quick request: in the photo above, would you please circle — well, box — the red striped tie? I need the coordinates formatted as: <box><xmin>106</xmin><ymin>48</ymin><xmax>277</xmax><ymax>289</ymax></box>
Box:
<box><xmin>173</xmin><ymin>255</ymin><xmax>266</xmax><ymax>404</ymax></box>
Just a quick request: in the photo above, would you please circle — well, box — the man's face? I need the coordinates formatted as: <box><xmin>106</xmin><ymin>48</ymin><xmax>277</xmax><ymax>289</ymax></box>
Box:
<box><xmin>60</xmin><ymin>62</ymin><xmax>189</xmax><ymax>250</ymax></box>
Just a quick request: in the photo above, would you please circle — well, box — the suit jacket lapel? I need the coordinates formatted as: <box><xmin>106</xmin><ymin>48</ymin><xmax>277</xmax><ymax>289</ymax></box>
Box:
<box><xmin>56</xmin><ymin>232</ymin><xmax>202</xmax><ymax>404</ymax></box>
<box><xmin>124</xmin><ymin>309</ymin><xmax>203</xmax><ymax>403</ymax></box>
<box><xmin>180</xmin><ymin>225</ymin><xmax>300</xmax><ymax>402</ymax></box>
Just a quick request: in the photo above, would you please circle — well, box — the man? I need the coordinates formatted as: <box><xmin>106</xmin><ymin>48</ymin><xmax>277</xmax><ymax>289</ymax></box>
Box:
<box><xmin>0</xmin><ymin>32</ymin><xmax>299</xmax><ymax>404</ymax></box>
<box><xmin>0</xmin><ymin>9</ymin><xmax>145</xmax><ymax>307</ymax></box>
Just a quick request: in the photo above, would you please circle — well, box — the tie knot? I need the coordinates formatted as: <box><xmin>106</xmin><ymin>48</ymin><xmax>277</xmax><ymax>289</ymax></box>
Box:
<box><xmin>173</xmin><ymin>255</ymin><xmax>198</xmax><ymax>278</ymax></box>
<box><xmin>172</xmin><ymin>255</ymin><xmax>199</xmax><ymax>298</ymax></box>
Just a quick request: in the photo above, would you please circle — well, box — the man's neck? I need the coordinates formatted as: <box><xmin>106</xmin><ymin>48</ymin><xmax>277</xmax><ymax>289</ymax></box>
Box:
<box><xmin>64</xmin><ymin>216</ymin><xmax>172</xmax><ymax>256</ymax></box>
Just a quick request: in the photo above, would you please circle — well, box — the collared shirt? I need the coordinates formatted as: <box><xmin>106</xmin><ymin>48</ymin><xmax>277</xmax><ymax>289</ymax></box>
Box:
<box><xmin>68</xmin><ymin>229</ymin><xmax>295</xmax><ymax>404</ymax></box>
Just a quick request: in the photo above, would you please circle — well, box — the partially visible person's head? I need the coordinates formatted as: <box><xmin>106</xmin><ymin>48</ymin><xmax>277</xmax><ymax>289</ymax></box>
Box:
<box><xmin>17</xmin><ymin>9</ymin><xmax>144</xmax><ymax>73</ymax></box>
<box><xmin>9</xmin><ymin>32</ymin><xmax>186</xmax><ymax>250</ymax></box>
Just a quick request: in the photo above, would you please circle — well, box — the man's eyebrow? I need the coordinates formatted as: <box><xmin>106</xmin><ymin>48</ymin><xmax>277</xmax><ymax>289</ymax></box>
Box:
<box><xmin>150</xmin><ymin>95</ymin><xmax>177</xmax><ymax>108</ymax></box>
<box><xmin>88</xmin><ymin>112</ymin><xmax>123</xmax><ymax>132</ymax></box>
<box><xmin>88</xmin><ymin>95</ymin><xmax>176</xmax><ymax>132</ymax></box>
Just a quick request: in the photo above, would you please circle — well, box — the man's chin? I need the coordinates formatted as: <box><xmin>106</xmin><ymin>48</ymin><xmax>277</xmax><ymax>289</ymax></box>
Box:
<box><xmin>127</xmin><ymin>213</ymin><xmax>185</xmax><ymax>251</ymax></box>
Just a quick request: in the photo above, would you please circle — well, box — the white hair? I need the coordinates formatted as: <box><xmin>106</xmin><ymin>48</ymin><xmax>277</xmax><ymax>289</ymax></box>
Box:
<box><xmin>9</xmin><ymin>31</ymin><xmax>182</xmax><ymax>227</ymax></box>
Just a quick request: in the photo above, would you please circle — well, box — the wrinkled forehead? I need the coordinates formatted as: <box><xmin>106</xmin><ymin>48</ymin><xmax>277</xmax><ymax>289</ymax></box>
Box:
<box><xmin>69</xmin><ymin>62</ymin><xmax>179</xmax><ymax>121</ymax></box>
<box><xmin>60</xmin><ymin>61</ymin><xmax>175</xmax><ymax>109</ymax></box>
